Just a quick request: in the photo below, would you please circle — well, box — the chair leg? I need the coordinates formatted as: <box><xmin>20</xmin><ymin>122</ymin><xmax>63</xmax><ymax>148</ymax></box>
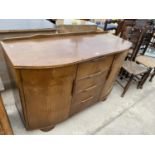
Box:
<box><xmin>125</xmin><ymin>72</ymin><xmax>129</xmax><ymax>78</ymax></box>
<box><xmin>137</xmin><ymin>68</ymin><xmax>152</xmax><ymax>89</ymax></box>
<box><xmin>120</xmin><ymin>68</ymin><xmax>126</xmax><ymax>80</ymax></box>
<box><xmin>149</xmin><ymin>68</ymin><xmax>155</xmax><ymax>82</ymax></box>
<box><xmin>121</xmin><ymin>74</ymin><xmax>134</xmax><ymax>97</ymax></box>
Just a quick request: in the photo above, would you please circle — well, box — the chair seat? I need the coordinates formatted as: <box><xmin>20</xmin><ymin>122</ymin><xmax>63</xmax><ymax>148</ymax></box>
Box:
<box><xmin>122</xmin><ymin>61</ymin><xmax>148</xmax><ymax>75</ymax></box>
<box><xmin>136</xmin><ymin>55</ymin><xmax>155</xmax><ymax>68</ymax></box>
<box><xmin>128</xmin><ymin>49</ymin><xmax>133</xmax><ymax>54</ymax></box>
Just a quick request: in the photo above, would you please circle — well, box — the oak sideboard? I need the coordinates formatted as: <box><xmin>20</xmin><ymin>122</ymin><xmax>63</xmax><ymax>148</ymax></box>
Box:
<box><xmin>1</xmin><ymin>33</ymin><xmax>131</xmax><ymax>131</ymax></box>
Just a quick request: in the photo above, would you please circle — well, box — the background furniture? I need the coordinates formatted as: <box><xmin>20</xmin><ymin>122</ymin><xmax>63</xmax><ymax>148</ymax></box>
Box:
<box><xmin>103</xmin><ymin>19</ymin><xmax>119</xmax><ymax>31</ymax></box>
<box><xmin>1</xmin><ymin>32</ymin><xmax>131</xmax><ymax>131</ymax></box>
<box><xmin>139</xmin><ymin>26</ymin><xmax>154</xmax><ymax>55</ymax></box>
<box><xmin>136</xmin><ymin>55</ymin><xmax>155</xmax><ymax>82</ymax></box>
<box><xmin>119</xmin><ymin>61</ymin><xmax>148</xmax><ymax>97</ymax></box>
<box><xmin>121</xmin><ymin>26</ymin><xmax>144</xmax><ymax>60</ymax></box>
<box><xmin>0</xmin><ymin>76</ymin><xmax>13</xmax><ymax>135</ymax></box>
<box><xmin>116</xmin><ymin>19</ymin><xmax>136</xmax><ymax>36</ymax></box>
<box><xmin>56</xmin><ymin>19</ymin><xmax>97</xmax><ymax>33</ymax></box>
<box><xmin>0</xmin><ymin>19</ymin><xmax>57</xmax><ymax>89</ymax></box>
<box><xmin>95</xmin><ymin>19</ymin><xmax>119</xmax><ymax>33</ymax></box>
<box><xmin>118</xmin><ymin>26</ymin><xmax>149</xmax><ymax>96</ymax></box>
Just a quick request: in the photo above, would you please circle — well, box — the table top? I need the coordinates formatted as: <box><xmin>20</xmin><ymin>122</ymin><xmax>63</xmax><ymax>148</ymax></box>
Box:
<box><xmin>0</xmin><ymin>19</ymin><xmax>56</xmax><ymax>33</ymax></box>
<box><xmin>1</xmin><ymin>33</ymin><xmax>132</xmax><ymax>69</ymax></box>
<box><xmin>136</xmin><ymin>55</ymin><xmax>155</xmax><ymax>68</ymax></box>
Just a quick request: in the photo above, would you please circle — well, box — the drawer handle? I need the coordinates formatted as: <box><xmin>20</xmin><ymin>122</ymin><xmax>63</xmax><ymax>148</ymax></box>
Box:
<box><xmin>84</xmin><ymin>85</ymin><xmax>97</xmax><ymax>92</ymax></box>
<box><xmin>78</xmin><ymin>71</ymin><xmax>104</xmax><ymax>80</ymax></box>
<box><xmin>77</xmin><ymin>85</ymin><xmax>97</xmax><ymax>94</ymax></box>
<box><xmin>81</xmin><ymin>96</ymin><xmax>93</xmax><ymax>103</ymax></box>
<box><xmin>87</xmin><ymin>71</ymin><xmax>103</xmax><ymax>78</ymax></box>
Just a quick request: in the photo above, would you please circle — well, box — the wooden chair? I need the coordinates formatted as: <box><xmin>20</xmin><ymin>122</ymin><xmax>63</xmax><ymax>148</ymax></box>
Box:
<box><xmin>121</xmin><ymin>26</ymin><xmax>144</xmax><ymax>61</ymax></box>
<box><xmin>134</xmin><ymin>19</ymin><xmax>153</xmax><ymax>29</ymax></box>
<box><xmin>135</xmin><ymin>25</ymin><xmax>155</xmax><ymax>82</ymax></box>
<box><xmin>150</xmin><ymin>69</ymin><xmax>155</xmax><ymax>81</ymax></box>
<box><xmin>119</xmin><ymin>61</ymin><xmax>149</xmax><ymax>97</ymax></box>
<box><xmin>118</xmin><ymin>27</ymin><xmax>150</xmax><ymax>97</ymax></box>
<box><xmin>116</xmin><ymin>19</ymin><xmax>136</xmax><ymax>36</ymax></box>
<box><xmin>0</xmin><ymin>76</ymin><xmax>13</xmax><ymax>135</ymax></box>
<box><xmin>139</xmin><ymin>26</ymin><xmax>154</xmax><ymax>55</ymax></box>
<box><xmin>136</xmin><ymin>55</ymin><xmax>155</xmax><ymax>82</ymax></box>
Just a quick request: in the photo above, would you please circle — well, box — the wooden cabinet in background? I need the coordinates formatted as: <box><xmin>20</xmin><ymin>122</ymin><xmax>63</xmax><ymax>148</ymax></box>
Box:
<box><xmin>0</xmin><ymin>95</ymin><xmax>13</xmax><ymax>135</ymax></box>
<box><xmin>0</xmin><ymin>76</ymin><xmax>13</xmax><ymax>134</ymax></box>
<box><xmin>56</xmin><ymin>19</ymin><xmax>97</xmax><ymax>33</ymax></box>
<box><xmin>1</xmin><ymin>32</ymin><xmax>131</xmax><ymax>130</ymax></box>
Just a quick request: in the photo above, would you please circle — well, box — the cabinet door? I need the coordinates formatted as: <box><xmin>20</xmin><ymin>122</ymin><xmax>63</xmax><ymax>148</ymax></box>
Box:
<box><xmin>20</xmin><ymin>65</ymin><xmax>76</xmax><ymax>130</ymax></box>
<box><xmin>70</xmin><ymin>55</ymin><xmax>114</xmax><ymax>115</ymax></box>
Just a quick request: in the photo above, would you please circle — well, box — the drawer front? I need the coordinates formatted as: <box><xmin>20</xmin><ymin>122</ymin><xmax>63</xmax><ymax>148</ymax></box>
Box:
<box><xmin>70</xmin><ymin>90</ymin><xmax>99</xmax><ymax>115</ymax></box>
<box><xmin>70</xmin><ymin>55</ymin><xmax>114</xmax><ymax>115</ymax></box>
<box><xmin>70</xmin><ymin>95</ymin><xmax>98</xmax><ymax>115</ymax></box>
<box><xmin>70</xmin><ymin>85</ymin><xmax>102</xmax><ymax>115</ymax></box>
<box><xmin>77</xmin><ymin>55</ymin><xmax>114</xmax><ymax>79</ymax></box>
<box><xmin>73</xmin><ymin>85</ymin><xmax>101</xmax><ymax>104</ymax></box>
<box><xmin>74</xmin><ymin>70</ymin><xmax>109</xmax><ymax>94</ymax></box>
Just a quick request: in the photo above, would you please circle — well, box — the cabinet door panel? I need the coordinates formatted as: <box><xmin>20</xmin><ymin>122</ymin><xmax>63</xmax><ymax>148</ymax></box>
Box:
<box><xmin>100</xmin><ymin>51</ymin><xmax>128</xmax><ymax>100</ymax></box>
<box><xmin>21</xmin><ymin>66</ymin><xmax>76</xmax><ymax>129</ymax></box>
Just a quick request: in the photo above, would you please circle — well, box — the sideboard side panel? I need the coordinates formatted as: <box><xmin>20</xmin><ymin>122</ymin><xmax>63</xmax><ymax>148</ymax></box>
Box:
<box><xmin>100</xmin><ymin>51</ymin><xmax>128</xmax><ymax>100</ymax></box>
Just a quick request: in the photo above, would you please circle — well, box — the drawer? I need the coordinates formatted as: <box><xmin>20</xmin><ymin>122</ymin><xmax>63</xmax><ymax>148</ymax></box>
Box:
<box><xmin>74</xmin><ymin>70</ymin><xmax>109</xmax><ymax>94</ymax></box>
<box><xmin>70</xmin><ymin>93</ymin><xmax>99</xmax><ymax>115</ymax></box>
<box><xmin>72</xmin><ymin>84</ymin><xmax>102</xmax><ymax>106</ymax></box>
<box><xmin>71</xmin><ymin>84</ymin><xmax>102</xmax><ymax>115</ymax></box>
<box><xmin>77</xmin><ymin>55</ymin><xmax>114</xmax><ymax>79</ymax></box>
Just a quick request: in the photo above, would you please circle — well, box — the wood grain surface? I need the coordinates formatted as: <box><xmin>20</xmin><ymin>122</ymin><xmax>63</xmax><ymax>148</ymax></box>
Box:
<box><xmin>1</xmin><ymin>33</ymin><xmax>131</xmax><ymax>68</ymax></box>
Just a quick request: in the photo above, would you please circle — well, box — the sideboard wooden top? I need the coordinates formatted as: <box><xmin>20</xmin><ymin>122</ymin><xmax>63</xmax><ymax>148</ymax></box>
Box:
<box><xmin>1</xmin><ymin>33</ymin><xmax>132</xmax><ymax>69</ymax></box>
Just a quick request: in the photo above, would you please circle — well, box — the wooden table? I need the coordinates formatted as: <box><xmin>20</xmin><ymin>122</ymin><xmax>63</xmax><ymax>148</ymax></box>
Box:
<box><xmin>0</xmin><ymin>19</ymin><xmax>57</xmax><ymax>88</ymax></box>
<box><xmin>1</xmin><ymin>32</ymin><xmax>131</xmax><ymax>131</ymax></box>
<box><xmin>56</xmin><ymin>19</ymin><xmax>97</xmax><ymax>33</ymax></box>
